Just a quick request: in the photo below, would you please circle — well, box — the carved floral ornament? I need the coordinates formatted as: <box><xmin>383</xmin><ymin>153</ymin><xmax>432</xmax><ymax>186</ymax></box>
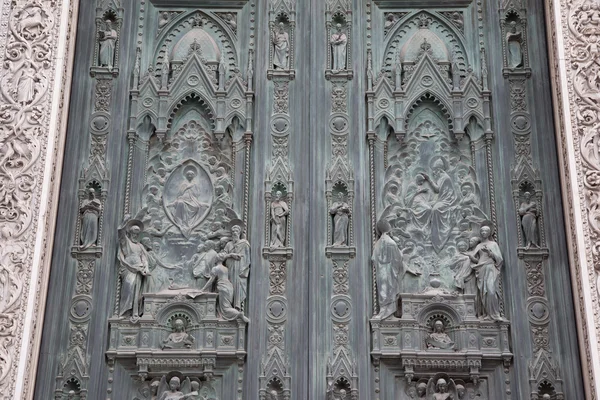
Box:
<box><xmin>0</xmin><ymin>0</ymin><xmax>58</xmax><ymax>396</ymax></box>
<box><xmin>567</xmin><ymin>0</ymin><xmax>600</xmax><ymax>304</ymax></box>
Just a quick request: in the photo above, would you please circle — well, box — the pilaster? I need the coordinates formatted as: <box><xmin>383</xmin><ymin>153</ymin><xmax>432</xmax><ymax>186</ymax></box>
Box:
<box><xmin>546</xmin><ymin>0</ymin><xmax>600</xmax><ymax>398</ymax></box>
<box><xmin>0</xmin><ymin>0</ymin><xmax>80</xmax><ymax>399</ymax></box>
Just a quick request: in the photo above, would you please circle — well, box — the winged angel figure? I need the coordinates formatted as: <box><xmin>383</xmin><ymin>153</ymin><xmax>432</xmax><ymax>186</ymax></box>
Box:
<box><xmin>426</xmin><ymin>376</ymin><xmax>458</xmax><ymax>400</ymax></box>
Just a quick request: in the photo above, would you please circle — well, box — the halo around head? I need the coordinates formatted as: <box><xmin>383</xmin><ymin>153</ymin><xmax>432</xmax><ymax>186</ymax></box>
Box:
<box><xmin>183</xmin><ymin>164</ymin><xmax>198</xmax><ymax>177</ymax></box>
<box><xmin>480</xmin><ymin>220</ymin><xmax>495</xmax><ymax>235</ymax></box>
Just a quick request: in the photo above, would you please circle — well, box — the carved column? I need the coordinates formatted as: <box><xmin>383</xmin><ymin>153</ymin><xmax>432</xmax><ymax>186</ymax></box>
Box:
<box><xmin>324</xmin><ymin>1</ymin><xmax>358</xmax><ymax>399</ymax></box>
<box><xmin>546</xmin><ymin>0</ymin><xmax>600</xmax><ymax>397</ymax></box>
<box><xmin>0</xmin><ymin>0</ymin><xmax>79</xmax><ymax>399</ymax></box>
<box><xmin>54</xmin><ymin>3</ymin><xmax>123</xmax><ymax>398</ymax></box>
<box><xmin>260</xmin><ymin>1</ymin><xmax>295</xmax><ymax>398</ymax></box>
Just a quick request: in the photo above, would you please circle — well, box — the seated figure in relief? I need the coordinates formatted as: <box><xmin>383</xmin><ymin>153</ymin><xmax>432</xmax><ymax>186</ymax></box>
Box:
<box><xmin>425</xmin><ymin>320</ymin><xmax>455</xmax><ymax>350</ymax></box>
<box><xmin>162</xmin><ymin>319</ymin><xmax>194</xmax><ymax>349</ymax></box>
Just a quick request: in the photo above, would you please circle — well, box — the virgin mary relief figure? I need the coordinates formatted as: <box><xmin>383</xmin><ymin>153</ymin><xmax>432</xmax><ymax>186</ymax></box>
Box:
<box><xmin>165</xmin><ymin>164</ymin><xmax>211</xmax><ymax>238</ymax></box>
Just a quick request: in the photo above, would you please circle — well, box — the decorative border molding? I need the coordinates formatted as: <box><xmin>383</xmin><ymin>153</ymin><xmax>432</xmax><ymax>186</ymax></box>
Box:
<box><xmin>546</xmin><ymin>0</ymin><xmax>600</xmax><ymax>398</ymax></box>
<box><xmin>0</xmin><ymin>0</ymin><xmax>79</xmax><ymax>399</ymax></box>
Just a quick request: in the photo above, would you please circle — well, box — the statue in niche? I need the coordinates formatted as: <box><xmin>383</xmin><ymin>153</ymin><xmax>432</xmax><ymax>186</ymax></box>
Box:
<box><xmin>162</xmin><ymin>319</ymin><xmax>194</xmax><ymax>349</ymax></box>
<box><xmin>425</xmin><ymin>320</ymin><xmax>455</xmax><ymax>349</ymax></box>
<box><xmin>518</xmin><ymin>191</ymin><xmax>539</xmax><ymax>249</ymax></box>
<box><xmin>468</xmin><ymin>223</ymin><xmax>504</xmax><ymax>321</ymax></box>
<box><xmin>79</xmin><ymin>188</ymin><xmax>101</xmax><ymax>249</ymax></box>
<box><xmin>330</xmin><ymin>192</ymin><xmax>350</xmax><ymax>246</ymax></box>
<box><xmin>157</xmin><ymin>376</ymin><xmax>190</xmax><ymax>400</ymax></box>
<box><xmin>117</xmin><ymin>217</ymin><xmax>150</xmax><ymax>320</ymax></box>
<box><xmin>506</xmin><ymin>21</ymin><xmax>523</xmax><ymax>69</ymax></box>
<box><xmin>330</xmin><ymin>23</ymin><xmax>347</xmax><ymax>71</ymax></box>
<box><xmin>200</xmin><ymin>258</ymin><xmax>250</xmax><ymax>322</ymax></box>
<box><xmin>426</xmin><ymin>377</ymin><xmax>457</xmax><ymax>400</ymax></box>
<box><xmin>166</xmin><ymin>164</ymin><xmax>210</xmax><ymax>238</ymax></box>
<box><xmin>272</xmin><ymin>22</ymin><xmax>290</xmax><ymax>70</ymax></box>
<box><xmin>372</xmin><ymin>220</ymin><xmax>403</xmax><ymax>320</ymax></box>
<box><xmin>223</xmin><ymin>225</ymin><xmax>251</xmax><ymax>310</ymax></box>
<box><xmin>12</xmin><ymin>61</ymin><xmax>39</xmax><ymax>104</ymax></box>
<box><xmin>98</xmin><ymin>19</ymin><xmax>118</xmax><ymax>70</ymax></box>
<box><xmin>422</xmin><ymin>158</ymin><xmax>457</xmax><ymax>253</ymax></box>
<box><xmin>270</xmin><ymin>191</ymin><xmax>289</xmax><ymax>248</ymax></box>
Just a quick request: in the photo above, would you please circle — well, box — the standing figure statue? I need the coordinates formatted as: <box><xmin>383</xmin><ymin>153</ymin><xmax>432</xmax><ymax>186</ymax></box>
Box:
<box><xmin>80</xmin><ymin>188</ymin><xmax>101</xmax><ymax>249</ymax></box>
<box><xmin>468</xmin><ymin>222</ymin><xmax>504</xmax><ymax>321</ymax></box>
<box><xmin>372</xmin><ymin>219</ymin><xmax>403</xmax><ymax>320</ymax></box>
<box><xmin>330</xmin><ymin>192</ymin><xmax>350</xmax><ymax>246</ymax></box>
<box><xmin>117</xmin><ymin>216</ymin><xmax>150</xmax><ymax>320</ymax></box>
<box><xmin>270</xmin><ymin>191</ymin><xmax>289</xmax><ymax>248</ymax></box>
<box><xmin>330</xmin><ymin>23</ymin><xmax>347</xmax><ymax>71</ymax></box>
<box><xmin>98</xmin><ymin>19</ymin><xmax>118</xmax><ymax>70</ymax></box>
<box><xmin>272</xmin><ymin>22</ymin><xmax>290</xmax><ymax>70</ymax></box>
<box><xmin>506</xmin><ymin>21</ymin><xmax>523</xmax><ymax>69</ymax></box>
<box><xmin>223</xmin><ymin>225</ymin><xmax>251</xmax><ymax>310</ymax></box>
<box><xmin>518</xmin><ymin>191</ymin><xmax>539</xmax><ymax>249</ymax></box>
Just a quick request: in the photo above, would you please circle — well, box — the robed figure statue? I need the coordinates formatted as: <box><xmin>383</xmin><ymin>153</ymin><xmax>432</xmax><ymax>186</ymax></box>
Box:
<box><xmin>117</xmin><ymin>216</ymin><xmax>150</xmax><ymax>319</ymax></box>
<box><xmin>372</xmin><ymin>219</ymin><xmax>403</xmax><ymax>320</ymax></box>
<box><xmin>468</xmin><ymin>222</ymin><xmax>504</xmax><ymax>321</ymax></box>
<box><xmin>223</xmin><ymin>225</ymin><xmax>251</xmax><ymax>310</ymax></box>
<box><xmin>79</xmin><ymin>188</ymin><xmax>101</xmax><ymax>249</ymax></box>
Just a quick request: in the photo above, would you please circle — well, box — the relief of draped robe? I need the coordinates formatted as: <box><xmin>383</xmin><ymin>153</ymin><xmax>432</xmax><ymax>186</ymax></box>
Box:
<box><xmin>428</xmin><ymin>171</ymin><xmax>457</xmax><ymax>253</ymax></box>
<box><xmin>224</xmin><ymin>235</ymin><xmax>251</xmax><ymax>310</ymax></box>
<box><xmin>99</xmin><ymin>23</ymin><xmax>117</xmax><ymax>69</ymax></box>
<box><xmin>273</xmin><ymin>26</ymin><xmax>289</xmax><ymax>70</ymax></box>
<box><xmin>519</xmin><ymin>197</ymin><xmax>539</xmax><ymax>248</ymax></box>
<box><xmin>469</xmin><ymin>236</ymin><xmax>503</xmax><ymax>321</ymax></box>
<box><xmin>201</xmin><ymin>263</ymin><xmax>248</xmax><ymax>322</ymax></box>
<box><xmin>117</xmin><ymin>221</ymin><xmax>149</xmax><ymax>318</ymax></box>
<box><xmin>330</xmin><ymin>199</ymin><xmax>350</xmax><ymax>246</ymax></box>
<box><xmin>330</xmin><ymin>28</ymin><xmax>347</xmax><ymax>71</ymax></box>
<box><xmin>80</xmin><ymin>194</ymin><xmax>101</xmax><ymax>249</ymax></box>
<box><xmin>373</xmin><ymin>227</ymin><xmax>403</xmax><ymax>320</ymax></box>
<box><xmin>167</xmin><ymin>180</ymin><xmax>209</xmax><ymax>238</ymax></box>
